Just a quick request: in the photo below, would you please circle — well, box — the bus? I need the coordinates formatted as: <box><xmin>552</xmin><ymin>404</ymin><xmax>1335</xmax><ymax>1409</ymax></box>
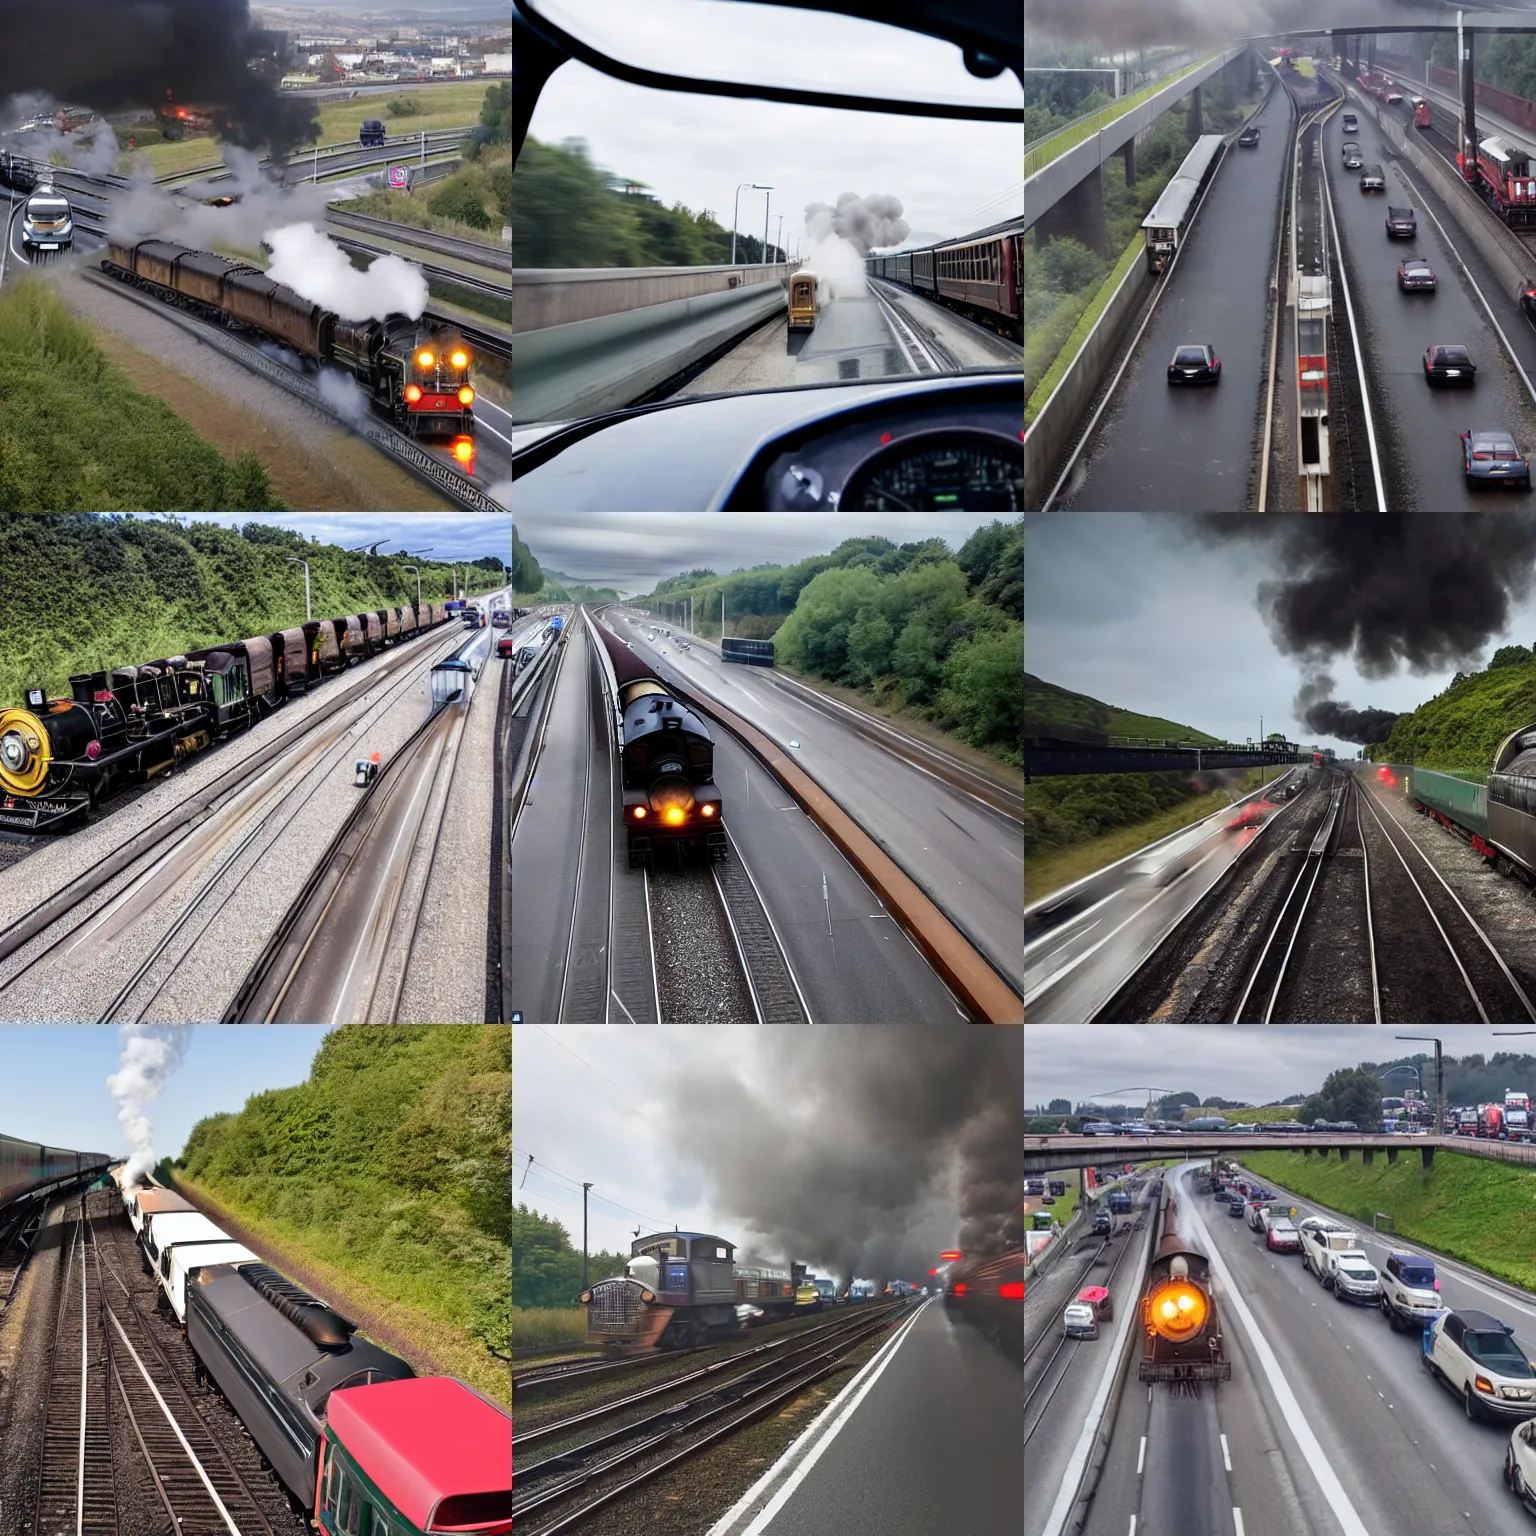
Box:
<box><xmin>721</xmin><ymin>636</ymin><xmax>774</xmax><ymax>667</ymax></box>
<box><xmin>1140</xmin><ymin>134</ymin><xmax>1225</xmax><ymax>274</ymax></box>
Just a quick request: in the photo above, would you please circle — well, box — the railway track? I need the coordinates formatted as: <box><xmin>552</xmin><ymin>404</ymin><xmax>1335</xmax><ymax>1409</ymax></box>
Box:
<box><xmin>0</xmin><ymin>626</ymin><xmax>468</xmax><ymax>1017</ymax></box>
<box><xmin>513</xmin><ymin>1303</ymin><xmax>908</xmax><ymax>1534</ymax></box>
<box><xmin>329</xmin><ymin>232</ymin><xmax>508</xmax><ymax>297</ymax></box>
<box><xmin>82</xmin><ymin>268</ymin><xmax>506</xmax><ymax>511</ymax></box>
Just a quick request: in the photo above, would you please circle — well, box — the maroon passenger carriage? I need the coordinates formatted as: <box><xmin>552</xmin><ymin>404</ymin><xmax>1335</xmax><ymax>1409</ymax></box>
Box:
<box><xmin>865</xmin><ymin>215</ymin><xmax>1022</xmax><ymax>340</ymax></box>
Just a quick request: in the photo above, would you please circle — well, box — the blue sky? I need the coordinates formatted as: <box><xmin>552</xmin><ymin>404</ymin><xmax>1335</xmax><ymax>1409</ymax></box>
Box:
<box><xmin>138</xmin><ymin>514</ymin><xmax>511</xmax><ymax>565</ymax></box>
<box><xmin>0</xmin><ymin>1026</ymin><xmax>331</xmax><ymax>1162</ymax></box>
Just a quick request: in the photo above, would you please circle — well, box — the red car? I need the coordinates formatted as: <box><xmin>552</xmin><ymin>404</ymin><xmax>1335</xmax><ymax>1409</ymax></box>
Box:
<box><xmin>497</xmin><ymin>636</ymin><xmax>515</xmax><ymax>658</ymax></box>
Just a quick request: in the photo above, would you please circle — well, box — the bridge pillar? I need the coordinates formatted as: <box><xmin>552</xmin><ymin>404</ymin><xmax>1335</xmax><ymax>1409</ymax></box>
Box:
<box><xmin>1303</xmin><ymin>1147</ymin><xmax>1312</xmax><ymax>1157</ymax></box>
<box><xmin>1222</xmin><ymin>58</ymin><xmax>1239</xmax><ymax>108</ymax></box>
<box><xmin>1338</xmin><ymin>1148</ymin><xmax>1350</xmax><ymax>1161</ymax></box>
<box><xmin>1030</xmin><ymin>163</ymin><xmax>1109</xmax><ymax>256</ymax></box>
<box><xmin>1387</xmin><ymin>1147</ymin><xmax>1398</xmax><ymax>1165</ymax></box>
<box><xmin>1362</xmin><ymin>1148</ymin><xmax>1373</xmax><ymax>1165</ymax></box>
<box><xmin>1247</xmin><ymin>49</ymin><xmax>1258</xmax><ymax>91</ymax></box>
<box><xmin>1189</xmin><ymin>86</ymin><xmax>1204</xmax><ymax>136</ymax></box>
<box><xmin>1367</xmin><ymin>34</ymin><xmax>1377</xmax><ymax>73</ymax></box>
<box><xmin>1461</xmin><ymin>26</ymin><xmax>1478</xmax><ymax>174</ymax></box>
<box><xmin>1421</xmin><ymin>1145</ymin><xmax>1435</xmax><ymax>1170</ymax></box>
<box><xmin>1121</xmin><ymin>140</ymin><xmax>1135</xmax><ymax>187</ymax></box>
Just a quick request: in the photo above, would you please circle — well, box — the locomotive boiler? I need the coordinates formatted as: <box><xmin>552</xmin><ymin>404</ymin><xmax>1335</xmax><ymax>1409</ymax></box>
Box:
<box><xmin>101</xmin><ymin>237</ymin><xmax>476</xmax><ymax>442</ymax></box>
<box><xmin>0</xmin><ymin>604</ymin><xmax>452</xmax><ymax>832</ymax></box>
<box><xmin>1139</xmin><ymin>1197</ymin><xmax>1230</xmax><ymax>1386</ymax></box>
<box><xmin>581</xmin><ymin>1231</ymin><xmax>811</xmax><ymax>1350</ymax></box>
<box><xmin>592</xmin><ymin>620</ymin><xmax>726</xmax><ymax>868</ymax></box>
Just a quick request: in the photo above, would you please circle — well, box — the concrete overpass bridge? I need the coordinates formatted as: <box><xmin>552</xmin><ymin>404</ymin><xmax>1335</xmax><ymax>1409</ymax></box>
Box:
<box><xmin>1022</xmin><ymin>1131</ymin><xmax>1536</xmax><ymax>1176</ymax></box>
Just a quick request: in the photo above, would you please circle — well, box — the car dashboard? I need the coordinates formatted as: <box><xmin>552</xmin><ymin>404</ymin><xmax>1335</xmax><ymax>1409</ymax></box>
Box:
<box><xmin>510</xmin><ymin>373</ymin><xmax>1023</xmax><ymax>511</ymax></box>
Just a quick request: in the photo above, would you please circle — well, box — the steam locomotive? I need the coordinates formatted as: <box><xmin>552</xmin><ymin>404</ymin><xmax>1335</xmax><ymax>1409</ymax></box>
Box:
<box><xmin>1139</xmin><ymin>1196</ymin><xmax>1230</xmax><ymax>1387</ymax></box>
<box><xmin>581</xmin><ymin>1231</ymin><xmax>814</xmax><ymax>1350</ymax></box>
<box><xmin>0</xmin><ymin>602</ymin><xmax>453</xmax><ymax>833</ymax></box>
<box><xmin>101</xmin><ymin>237</ymin><xmax>477</xmax><ymax>444</ymax></box>
<box><xmin>592</xmin><ymin>620</ymin><xmax>726</xmax><ymax>868</ymax></box>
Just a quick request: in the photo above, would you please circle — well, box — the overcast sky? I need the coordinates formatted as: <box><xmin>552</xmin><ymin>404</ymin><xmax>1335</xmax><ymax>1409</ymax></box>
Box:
<box><xmin>515</xmin><ymin>511</ymin><xmax>1001</xmax><ymax>590</ymax></box>
<box><xmin>523</xmin><ymin>0</ymin><xmax>1021</xmax><ymax>251</ymax></box>
<box><xmin>1024</xmin><ymin>514</ymin><xmax>1536</xmax><ymax>754</ymax></box>
<box><xmin>1025</xmin><ymin>1024</ymin><xmax>1513</xmax><ymax>1108</ymax></box>
<box><xmin>514</xmin><ymin>1024</ymin><xmax>1022</xmax><ymax>1282</ymax></box>
<box><xmin>1</xmin><ymin>1026</ymin><xmax>330</xmax><ymax>1165</ymax></box>
<box><xmin>182</xmin><ymin>514</ymin><xmax>511</xmax><ymax>564</ymax></box>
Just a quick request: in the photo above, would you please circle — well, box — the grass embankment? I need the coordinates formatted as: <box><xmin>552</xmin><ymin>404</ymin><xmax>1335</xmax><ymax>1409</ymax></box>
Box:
<box><xmin>162</xmin><ymin>1025</ymin><xmax>510</xmax><ymax>1407</ymax></box>
<box><xmin>514</xmin><ymin>1307</ymin><xmax>589</xmax><ymax>1350</ymax></box>
<box><xmin>1378</xmin><ymin>655</ymin><xmax>1536</xmax><ymax>773</ymax></box>
<box><xmin>341</xmin><ymin>145</ymin><xmax>511</xmax><ymax>247</ymax></box>
<box><xmin>1239</xmin><ymin>1148</ymin><xmax>1536</xmax><ymax>1290</ymax></box>
<box><xmin>1024</xmin><ymin>60</ymin><xmax>1208</xmax><ymax>176</ymax></box>
<box><xmin>129</xmin><ymin>83</ymin><xmax>489</xmax><ymax>178</ymax></box>
<box><xmin>0</xmin><ymin>279</ymin><xmax>284</xmax><ymax>513</ymax></box>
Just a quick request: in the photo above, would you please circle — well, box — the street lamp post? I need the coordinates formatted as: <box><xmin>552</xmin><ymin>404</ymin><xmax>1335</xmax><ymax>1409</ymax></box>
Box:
<box><xmin>775</xmin><ymin>213</ymin><xmax>783</xmax><ymax>263</ymax></box>
<box><xmin>1397</xmin><ymin>1036</ymin><xmax>1444</xmax><ymax>1137</ymax></box>
<box><xmin>284</xmin><ymin>557</ymin><xmax>311</xmax><ymax>621</ymax></box>
<box><xmin>731</xmin><ymin>182</ymin><xmax>771</xmax><ymax>265</ymax></box>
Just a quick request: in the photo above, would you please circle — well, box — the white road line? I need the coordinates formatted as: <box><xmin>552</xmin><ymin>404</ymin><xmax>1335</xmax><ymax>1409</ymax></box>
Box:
<box><xmin>1137</xmin><ymin>1435</ymin><xmax>1146</xmax><ymax>1475</ymax></box>
<box><xmin>105</xmin><ymin>1308</ymin><xmax>244</xmax><ymax>1536</ymax></box>
<box><xmin>1179</xmin><ymin>1172</ymin><xmax>1371</xmax><ymax>1536</ymax></box>
<box><xmin>1233</xmin><ymin>1509</ymin><xmax>1246</xmax><ymax>1536</ymax></box>
<box><xmin>1220</xmin><ymin>1432</ymin><xmax>1232</xmax><ymax>1472</ymax></box>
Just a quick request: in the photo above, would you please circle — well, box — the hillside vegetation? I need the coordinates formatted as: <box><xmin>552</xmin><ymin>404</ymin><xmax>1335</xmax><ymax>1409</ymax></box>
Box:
<box><xmin>0</xmin><ymin>514</ymin><xmax>504</xmax><ymax>706</ymax></box>
<box><xmin>1376</xmin><ymin>650</ymin><xmax>1536</xmax><ymax>771</ymax></box>
<box><xmin>167</xmin><ymin>1025</ymin><xmax>510</xmax><ymax>1405</ymax></box>
<box><xmin>1240</xmin><ymin>1148</ymin><xmax>1536</xmax><ymax>1291</ymax></box>
<box><xmin>0</xmin><ymin>281</ymin><xmax>285</xmax><ymax>515</ymax></box>
<box><xmin>646</xmin><ymin>523</ymin><xmax>1021</xmax><ymax>768</ymax></box>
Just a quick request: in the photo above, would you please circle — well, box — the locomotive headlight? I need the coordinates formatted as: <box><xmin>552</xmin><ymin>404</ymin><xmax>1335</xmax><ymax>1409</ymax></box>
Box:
<box><xmin>1146</xmin><ymin>1278</ymin><xmax>1209</xmax><ymax>1342</ymax></box>
<box><xmin>450</xmin><ymin>349</ymin><xmax>468</xmax><ymax>369</ymax></box>
<box><xmin>417</xmin><ymin>349</ymin><xmax>435</xmax><ymax>368</ymax></box>
<box><xmin>405</xmin><ymin>384</ymin><xmax>422</xmax><ymax>403</ymax></box>
<box><xmin>458</xmin><ymin>385</ymin><xmax>475</xmax><ymax>404</ymax></box>
<box><xmin>0</xmin><ymin>729</ymin><xmax>31</xmax><ymax>772</ymax></box>
<box><xmin>452</xmin><ymin>436</ymin><xmax>475</xmax><ymax>465</ymax></box>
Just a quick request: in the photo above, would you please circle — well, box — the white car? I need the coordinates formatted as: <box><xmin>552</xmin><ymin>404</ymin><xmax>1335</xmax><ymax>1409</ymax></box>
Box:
<box><xmin>1506</xmin><ymin>1418</ymin><xmax>1536</xmax><ymax>1513</ymax></box>
<box><xmin>1062</xmin><ymin>1300</ymin><xmax>1098</xmax><ymax>1339</ymax></box>
<box><xmin>1298</xmin><ymin>1217</ymin><xmax>1357</xmax><ymax>1284</ymax></box>
<box><xmin>1380</xmin><ymin>1250</ymin><xmax>1441</xmax><ymax>1331</ymax></box>
<box><xmin>1425</xmin><ymin>1309</ymin><xmax>1536</xmax><ymax>1421</ymax></box>
<box><xmin>1331</xmin><ymin>1250</ymin><xmax>1382</xmax><ymax>1304</ymax></box>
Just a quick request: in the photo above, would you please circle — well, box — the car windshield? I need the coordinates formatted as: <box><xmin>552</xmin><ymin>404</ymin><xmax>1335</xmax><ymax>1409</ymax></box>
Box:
<box><xmin>1467</xmin><ymin>1330</ymin><xmax>1536</xmax><ymax>1375</ymax></box>
<box><xmin>1340</xmin><ymin>1261</ymin><xmax>1377</xmax><ymax>1279</ymax></box>
<box><xmin>1400</xmin><ymin>1264</ymin><xmax>1436</xmax><ymax>1287</ymax></box>
<box><xmin>514</xmin><ymin>0</ymin><xmax>1021</xmax><ymax>415</ymax></box>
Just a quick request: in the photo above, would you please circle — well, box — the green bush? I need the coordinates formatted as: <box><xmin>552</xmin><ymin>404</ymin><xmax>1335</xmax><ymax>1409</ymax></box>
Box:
<box><xmin>428</xmin><ymin>170</ymin><xmax>493</xmax><ymax>229</ymax></box>
<box><xmin>386</xmin><ymin>95</ymin><xmax>425</xmax><ymax>118</ymax></box>
<box><xmin>1035</xmin><ymin>235</ymin><xmax>1106</xmax><ymax>294</ymax></box>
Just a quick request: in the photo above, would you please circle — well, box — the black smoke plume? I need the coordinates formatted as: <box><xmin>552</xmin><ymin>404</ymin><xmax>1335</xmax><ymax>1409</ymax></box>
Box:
<box><xmin>1201</xmin><ymin>516</ymin><xmax>1536</xmax><ymax>678</ymax></box>
<box><xmin>662</xmin><ymin>1031</ymin><xmax>1022</xmax><ymax>1288</ymax></box>
<box><xmin>1295</xmin><ymin>673</ymin><xmax>1401</xmax><ymax>744</ymax></box>
<box><xmin>0</xmin><ymin>1</ymin><xmax>317</xmax><ymax>159</ymax></box>
<box><xmin>1028</xmin><ymin>1</ymin><xmax>1447</xmax><ymax>50</ymax></box>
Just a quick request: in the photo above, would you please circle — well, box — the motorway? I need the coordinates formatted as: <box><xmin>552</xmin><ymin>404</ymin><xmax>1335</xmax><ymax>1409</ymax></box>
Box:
<box><xmin>1027</xmin><ymin>1159</ymin><xmax>1536</xmax><ymax>1535</ymax></box>
<box><xmin>710</xmin><ymin>1296</ymin><xmax>1021</xmax><ymax>1536</ymax></box>
<box><xmin>509</xmin><ymin>607</ymin><xmax>1021</xmax><ymax>1023</ymax></box>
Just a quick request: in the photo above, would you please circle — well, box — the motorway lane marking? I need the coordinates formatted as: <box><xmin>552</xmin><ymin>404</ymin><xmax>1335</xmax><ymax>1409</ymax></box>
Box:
<box><xmin>1178</xmin><ymin>1166</ymin><xmax>1373</xmax><ymax>1536</ymax></box>
<box><xmin>1025</xmin><ymin>891</ymin><xmax>1117</xmax><ymax>956</ymax></box>
<box><xmin>705</xmin><ymin>1299</ymin><xmax>934</xmax><ymax>1536</ymax></box>
<box><xmin>1221</xmin><ymin>1432</ymin><xmax>1232</xmax><ymax>1472</ymax></box>
<box><xmin>1233</xmin><ymin>1510</ymin><xmax>1246</xmax><ymax>1536</ymax></box>
<box><xmin>1137</xmin><ymin>1435</ymin><xmax>1146</xmax><ymax>1475</ymax></box>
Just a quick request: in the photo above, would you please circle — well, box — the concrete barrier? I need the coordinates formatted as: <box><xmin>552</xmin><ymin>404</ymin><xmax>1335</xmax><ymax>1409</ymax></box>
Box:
<box><xmin>1024</xmin><ymin>253</ymin><xmax>1153</xmax><ymax>508</ymax></box>
<box><xmin>513</xmin><ymin>261</ymin><xmax>791</xmax><ymax>332</ymax></box>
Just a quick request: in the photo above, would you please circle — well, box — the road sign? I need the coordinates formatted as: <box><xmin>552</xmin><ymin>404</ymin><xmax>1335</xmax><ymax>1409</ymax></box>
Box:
<box><xmin>387</xmin><ymin>165</ymin><xmax>408</xmax><ymax>189</ymax></box>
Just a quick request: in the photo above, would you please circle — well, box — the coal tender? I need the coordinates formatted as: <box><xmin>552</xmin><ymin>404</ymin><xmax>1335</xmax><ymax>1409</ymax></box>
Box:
<box><xmin>184</xmin><ymin>1262</ymin><xmax>415</xmax><ymax>1507</ymax></box>
<box><xmin>594</xmin><ymin>621</ymin><xmax>726</xmax><ymax>868</ymax></box>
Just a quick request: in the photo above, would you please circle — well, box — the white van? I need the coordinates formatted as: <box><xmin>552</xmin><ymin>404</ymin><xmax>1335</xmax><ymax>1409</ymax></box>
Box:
<box><xmin>161</xmin><ymin>1240</ymin><xmax>259</xmax><ymax>1325</ymax></box>
<box><xmin>140</xmin><ymin>1210</ymin><xmax>230</xmax><ymax>1276</ymax></box>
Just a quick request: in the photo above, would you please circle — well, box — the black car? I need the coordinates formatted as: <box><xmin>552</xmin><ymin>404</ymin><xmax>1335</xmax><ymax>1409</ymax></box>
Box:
<box><xmin>1462</xmin><ymin>429</ymin><xmax>1532</xmax><ymax>488</ymax></box>
<box><xmin>1386</xmin><ymin>205</ymin><xmax>1417</xmax><ymax>237</ymax></box>
<box><xmin>359</xmin><ymin>118</ymin><xmax>387</xmax><ymax>146</ymax></box>
<box><xmin>1093</xmin><ymin>1211</ymin><xmax>1113</xmax><ymax>1234</ymax></box>
<box><xmin>1238</xmin><ymin>124</ymin><xmax>1260</xmax><ymax>147</ymax></box>
<box><xmin>1227</xmin><ymin>1196</ymin><xmax>1246</xmax><ymax>1217</ymax></box>
<box><xmin>1425</xmin><ymin>343</ymin><xmax>1477</xmax><ymax>386</ymax></box>
<box><xmin>1360</xmin><ymin>164</ymin><xmax>1386</xmax><ymax>191</ymax></box>
<box><xmin>1398</xmin><ymin>256</ymin><xmax>1437</xmax><ymax>291</ymax></box>
<box><xmin>1167</xmin><ymin>343</ymin><xmax>1220</xmax><ymax>384</ymax></box>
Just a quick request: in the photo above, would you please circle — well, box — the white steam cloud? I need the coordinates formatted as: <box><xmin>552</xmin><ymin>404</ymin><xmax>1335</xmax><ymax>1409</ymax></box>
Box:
<box><xmin>266</xmin><ymin>222</ymin><xmax>428</xmax><ymax>321</ymax></box>
<box><xmin>801</xmin><ymin>193</ymin><xmax>911</xmax><ymax>301</ymax></box>
<box><xmin>107</xmin><ymin>1024</ymin><xmax>191</xmax><ymax>1189</ymax></box>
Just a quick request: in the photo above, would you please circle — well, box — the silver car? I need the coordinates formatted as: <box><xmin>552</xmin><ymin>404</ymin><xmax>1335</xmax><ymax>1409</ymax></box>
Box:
<box><xmin>1332</xmin><ymin>1250</ymin><xmax>1382</xmax><ymax>1304</ymax></box>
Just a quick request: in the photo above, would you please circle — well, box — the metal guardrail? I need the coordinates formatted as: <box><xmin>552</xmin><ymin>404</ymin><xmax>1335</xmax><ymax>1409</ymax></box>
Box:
<box><xmin>329</xmin><ymin>233</ymin><xmax>507</xmax><ymax>297</ymax></box>
<box><xmin>325</xmin><ymin>206</ymin><xmax>510</xmax><ymax>272</ymax></box>
<box><xmin>155</xmin><ymin>127</ymin><xmax>471</xmax><ymax>185</ymax></box>
<box><xmin>86</xmin><ymin>270</ymin><xmax>504</xmax><ymax>512</ymax></box>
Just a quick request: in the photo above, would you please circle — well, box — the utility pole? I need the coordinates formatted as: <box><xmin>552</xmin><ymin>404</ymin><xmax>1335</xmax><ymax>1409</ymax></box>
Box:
<box><xmin>402</xmin><ymin>563</ymin><xmax>421</xmax><ymax>613</ymax></box>
<box><xmin>775</xmin><ymin>213</ymin><xmax>783</xmax><ymax>263</ymax></box>
<box><xmin>285</xmin><ymin>556</ymin><xmax>311</xmax><ymax>621</ymax></box>
<box><xmin>762</xmin><ymin>189</ymin><xmax>771</xmax><ymax>268</ymax></box>
<box><xmin>582</xmin><ymin>1182</ymin><xmax>594</xmax><ymax>1291</ymax></box>
<box><xmin>731</xmin><ymin>181</ymin><xmax>770</xmax><ymax>264</ymax></box>
<box><xmin>1398</xmin><ymin>1036</ymin><xmax>1444</xmax><ymax>1138</ymax></box>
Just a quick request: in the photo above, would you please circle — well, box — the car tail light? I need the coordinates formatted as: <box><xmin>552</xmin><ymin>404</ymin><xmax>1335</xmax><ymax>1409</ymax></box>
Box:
<box><xmin>1434</xmin><ymin>1279</ymin><xmax>1440</xmax><ymax>1291</ymax></box>
<box><xmin>998</xmin><ymin>1282</ymin><xmax>1024</xmax><ymax>1300</ymax></box>
<box><xmin>952</xmin><ymin>1283</ymin><xmax>968</xmax><ymax>1297</ymax></box>
<box><xmin>1211</xmin><ymin>354</ymin><xmax>1219</xmax><ymax>367</ymax></box>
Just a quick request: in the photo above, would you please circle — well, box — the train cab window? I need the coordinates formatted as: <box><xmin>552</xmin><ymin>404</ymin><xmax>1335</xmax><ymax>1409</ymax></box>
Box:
<box><xmin>340</xmin><ymin>1472</ymin><xmax>363</xmax><ymax>1536</ymax></box>
<box><xmin>322</xmin><ymin>1449</ymin><xmax>342</xmax><ymax>1518</ymax></box>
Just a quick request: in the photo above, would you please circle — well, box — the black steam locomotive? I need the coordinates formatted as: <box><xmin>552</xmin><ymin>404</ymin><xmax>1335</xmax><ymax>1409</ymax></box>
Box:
<box><xmin>592</xmin><ymin>621</ymin><xmax>726</xmax><ymax>868</ymax></box>
<box><xmin>0</xmin><ymin>603</ymin><xmax>452</xmax><ymax>833</ymax></box>
<box><xmin>101</xmin><ymin>237</ymin><xmax>476</xmax><ymax>442</ymax></box>
<box><xmin>1139</xmin><ymin>1195</ymin><xmax>1229</xmax><ymax>1388</ymax></box>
